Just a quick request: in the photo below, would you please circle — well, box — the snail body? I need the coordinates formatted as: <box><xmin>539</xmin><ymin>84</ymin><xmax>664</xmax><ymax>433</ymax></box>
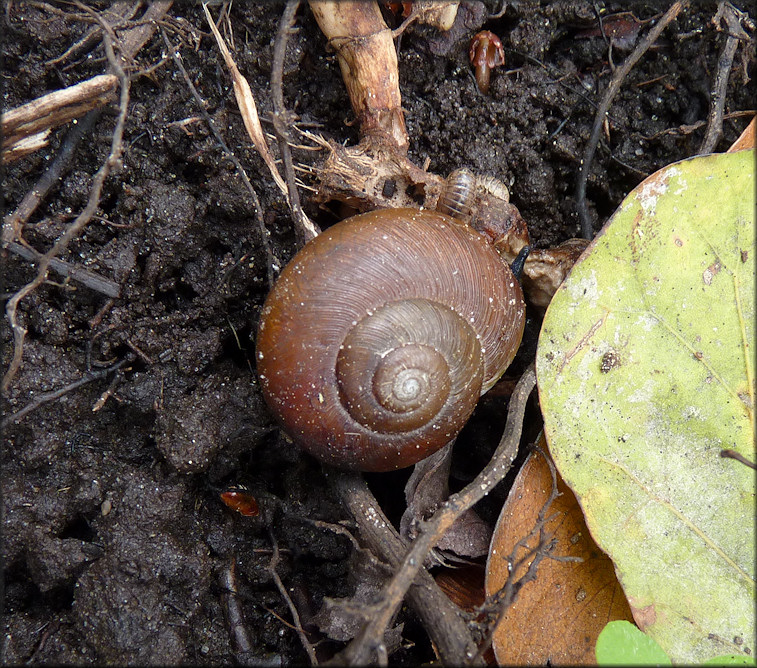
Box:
<box><xmin>256</xmin><ymin>208</ymin><xmax>525</xmax><ymax>471</ymax></box>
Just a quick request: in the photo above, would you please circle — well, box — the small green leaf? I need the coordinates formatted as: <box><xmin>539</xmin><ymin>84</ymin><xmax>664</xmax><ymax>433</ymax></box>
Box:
<box><xmin>596</xmin><ymin>620</ymin><xmax>671</xmax><ymax>665</ymax></box>
<box><xmin>703</xmin><ymin>655</ymin><xmax>757</xmax><ymax>666</ymax></box>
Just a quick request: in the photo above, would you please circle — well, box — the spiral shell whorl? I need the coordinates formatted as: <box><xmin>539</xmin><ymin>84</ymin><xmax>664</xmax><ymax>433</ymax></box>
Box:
<box><xmin>336</xmin><ymin>298</ymin><xmax>483</xmax><ymax>434</ymax></box>
<box><xmin>256</xmin><ymin>208</ymin><xmax>525</xmax><ymax>471</ymax></box>
<box><xmin>372</xmin><ymin>345</ymin><xmax>447</xmax><ymax>415</ymax></box>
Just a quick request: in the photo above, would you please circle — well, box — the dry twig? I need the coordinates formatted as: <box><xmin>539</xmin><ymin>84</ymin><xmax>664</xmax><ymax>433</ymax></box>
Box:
<box><xmin>328</xmin><ymin>364</ymin><xmax>537</xmax><ymax>665</ymax></box>
<box><xmin>2</xmin><ymin>110</ymin><xmax>100</xmax><ymax>246</ymax></box>
<box><xmin>221</xmin><ymin>557</ymin><xmax>256</xmax><ymax>662</ymax></box>
<box><xmin>699</xmin><ymin>2</ymin><xmax>754</xmax><ymax>154</ymax></box>
<box><xmin>1</xmin><ymin>357</ymin><xmax>131</xmax><ymax>428</ymax></box>
<box><xmin>309</xmin><ymin>0</ymin><xmax>408</xmax><ymax>152</ymax></box>
<box><xmin>329</xmin><ymin>471</ymin><xmax>481</xmax><ymax>665</ymax></box>
<box><xmin>576</xmin><ymin>1</ymin><xmax>686</xmax><ymax>239</ymax></box>
<box><xmin>1</xmin><ymin>1</ymin><xmax>171</xmax><ymax>164</ymax></box>
<box><xmin>2</xmin><ymin>1</ymin><xmax>171</xmax><ymax>246</ymax></box>
<box><xmin>271</xmin><ymin>0</ymin><xmax>320</xmax><ymax>246</ymax></box>
<box><xmin>473</xmin><ymin>446</ymin><xmax>582</xmax><ymax>662</ymax></box>
<box><xmin>3</xmin><ymin>240</ymin><xmax>120</xmax><ymax>298</ymax></box>
<box><xmin>161</xmin><ymin>29</ymin><xmax>278</xmax><ymax>288</ymax></box>
<box><xmin>203</xmin><ymin>3</ymin><xmax>288</xmax><ymax>198</ymax></box>
<box><xmin>0</xmin><ymin>74</ymin><xmax>117</xmax><ymax>163</ymax></box>
<box><xmin>2</xmin><ymin>27</ymin><xmax>130</xmax><ymax>393</ymax></box>
<box><xmin>267</xmin><ymin>528</ymin><xmax>319</xmax><ymax>665</ymax></box>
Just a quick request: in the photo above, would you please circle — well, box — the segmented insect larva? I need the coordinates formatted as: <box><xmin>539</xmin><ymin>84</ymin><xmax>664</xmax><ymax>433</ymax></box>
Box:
<box><xmin>437</xmin><ymin>168</ymin><xmax>477</xmax><ymax>222</ymax></box>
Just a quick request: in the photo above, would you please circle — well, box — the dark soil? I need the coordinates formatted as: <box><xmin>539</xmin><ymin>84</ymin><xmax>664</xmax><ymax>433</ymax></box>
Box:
<box><xmin>2</xmin><ymin>1</ymin><xmax>753</xmax><ymax>664</ymax></box>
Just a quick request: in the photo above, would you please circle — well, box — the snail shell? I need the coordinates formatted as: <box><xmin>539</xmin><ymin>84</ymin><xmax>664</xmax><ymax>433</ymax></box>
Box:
<box><xmin>256</xmin><ymin>208</ymin><xmax>525</xmax><ymax>471</ymax></box>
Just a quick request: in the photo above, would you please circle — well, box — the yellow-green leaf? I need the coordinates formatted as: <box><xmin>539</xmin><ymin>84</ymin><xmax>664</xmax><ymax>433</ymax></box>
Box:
<box><xmin>536</xmin><ymin>150</ymin><xmax>755</xmax><ymax>664</ymax></box>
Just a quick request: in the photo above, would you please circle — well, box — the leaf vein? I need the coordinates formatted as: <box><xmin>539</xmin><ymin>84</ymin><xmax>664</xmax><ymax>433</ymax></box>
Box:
<box><xmin>599</xmin><ymin>457</ymin><xmax>754</xmax><ymax>585</ymax></box>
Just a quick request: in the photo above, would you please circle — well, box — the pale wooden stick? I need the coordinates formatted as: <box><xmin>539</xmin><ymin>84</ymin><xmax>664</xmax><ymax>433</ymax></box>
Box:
<box><xmin>1</xmin><ymin>74</ymin><xmax>118</xmax><ymax>162</ymax></box>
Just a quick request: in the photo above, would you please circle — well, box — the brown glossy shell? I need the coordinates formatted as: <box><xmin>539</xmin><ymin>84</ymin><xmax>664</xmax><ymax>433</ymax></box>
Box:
<box><xmin>255</xmin><ymin>208</ymin><xmax>525</xmax><ymax>471</ymax></box>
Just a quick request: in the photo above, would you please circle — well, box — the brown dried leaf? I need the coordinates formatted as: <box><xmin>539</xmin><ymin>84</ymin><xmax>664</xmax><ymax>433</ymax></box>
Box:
<box><xmin>522</xmin><ymin>238</ymin><xmax>590</xmax><ymax>310</ymax></box>
<box><xmin>728</xmin><ymin>116</ymin><xmax>756</xmax><ymax>152</ymax></box>
<box><xmin>485</xmin><ymin>442</ymin><xmax>633</xmax><ymax>665</ymax></box>
<box><xmin>435</xmin><ymin>565</ymin><xmax>497</xmax><ymax>665</ymax></box>
<box><xmin>435</xmin><ymin>563</ymin><xmax>486</xmax><ymax>612</ymax></box>
<box><xmin>400</xmin><ymin>444</ymin><xmax>492</xmax><ymax>565</ymax></box>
